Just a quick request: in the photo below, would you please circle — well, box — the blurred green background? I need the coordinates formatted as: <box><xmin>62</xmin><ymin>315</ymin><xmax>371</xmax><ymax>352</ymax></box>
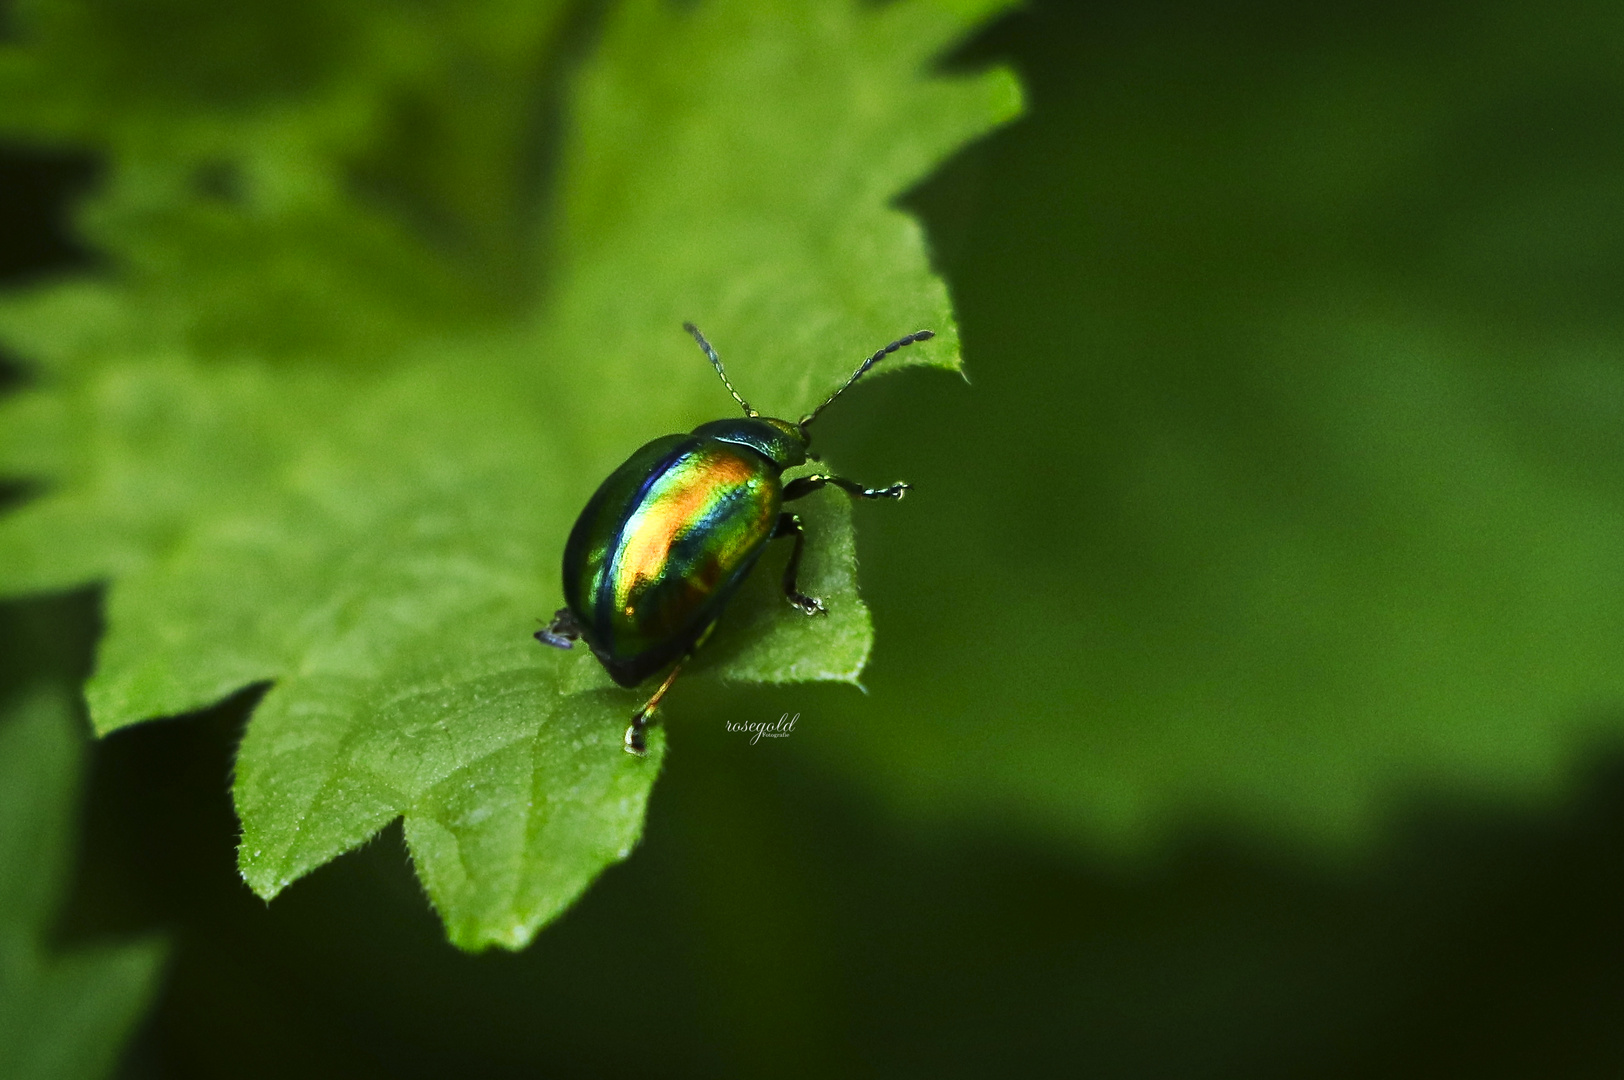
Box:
<box><xmin>8</xmin><ymin>0</ymin><xmax>1624</xmax><ymax>1075</ymax></box>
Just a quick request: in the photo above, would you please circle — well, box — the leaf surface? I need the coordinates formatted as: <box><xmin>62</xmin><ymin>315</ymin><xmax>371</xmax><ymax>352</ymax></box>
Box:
<box><xmin>0</xmin><ymin>0</ymin><xmax>1020</xmax><ymax>947</ymax></box>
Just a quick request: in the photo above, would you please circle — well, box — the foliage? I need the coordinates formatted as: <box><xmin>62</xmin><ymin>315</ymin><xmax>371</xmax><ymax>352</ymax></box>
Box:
<box><xmin>0</xmin><ymin>0</ymin><xmax>1020</xmax><ymax>948</ymax></box>
<box><xmin>0</xmin><ymin>683</ymin><xmax>163</xmax><ymax>1080</ymax></box>
<box><xmin>9</xmin><ymin>1</ymin><xmax>1624</xmax><ymax>1074</ymax></box>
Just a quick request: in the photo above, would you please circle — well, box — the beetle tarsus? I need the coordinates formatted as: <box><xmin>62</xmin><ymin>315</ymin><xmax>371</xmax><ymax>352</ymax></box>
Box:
<box><xmin>534</xmin><ymin>607</ymin><xmax>582</xmax><ymax>650</ymax></box>
<box><xmin>782</xmin><ymin>475</ymin><xmax>911</xmax><ymax>502</ymax></box>
<box><xmin>788</xmin><ymin>592</ymin><xmax>827</xmax><ymax>617</ymax></box>
<box><xmin>623</xmin><ymin>661</ymin><xmax>684</xmax><ymax>755</ymax></box>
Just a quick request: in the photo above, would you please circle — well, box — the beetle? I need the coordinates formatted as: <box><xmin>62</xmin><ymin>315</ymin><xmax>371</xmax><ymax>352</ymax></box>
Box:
<box><xmin>535</xmin><ymin>322</ymin><xmax>931</xmax><ymax>754</ymax></box>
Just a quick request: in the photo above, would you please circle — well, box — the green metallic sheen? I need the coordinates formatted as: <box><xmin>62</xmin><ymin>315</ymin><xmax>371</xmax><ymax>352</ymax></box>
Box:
<box><xmin>690</xmin><ymin>417</ymin><xmax>807</xmax><ymax>470</ymax></box>
<box><xmin>560</xmin><ymin>421</ymin><xmax>801</xmax><ymax>687</ymax></box>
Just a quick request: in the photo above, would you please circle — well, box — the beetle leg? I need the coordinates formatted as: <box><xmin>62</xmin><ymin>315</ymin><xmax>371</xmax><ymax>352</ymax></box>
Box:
<box><xmin>534</xmin><ymin>607</ymin><xmax>582</xmax><ymax>649</ymax></box>
<box><xmin>772</xmin><ymin>512</ymin><xmax>827</xmax><ymax>616</ymax></box>
<box><xmin>626</xmin><ymin>662</ymin><xmax>684</xmax><ymax>755</ymax></box>
<box><xmin>782</xmin><ymin>474</ymin><xmax>910</xmax><ymax>501</ymax></box>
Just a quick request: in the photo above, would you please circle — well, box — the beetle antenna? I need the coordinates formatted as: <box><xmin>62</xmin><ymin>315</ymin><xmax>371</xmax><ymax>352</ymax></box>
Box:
<box><xmin>684</xmin><ymin>322</ymin><xmax>758</xmax><ymax>418</ymax></box>
<box><xmin>798</xmin><ymin>330</ymin><xmax>934</xmax><ymax>435</ymax></box>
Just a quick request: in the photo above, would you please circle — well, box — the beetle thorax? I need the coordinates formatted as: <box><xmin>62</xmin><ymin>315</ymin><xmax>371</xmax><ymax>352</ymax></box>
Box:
<box><xmin>688</xmin><ymin>417</ymin><xmax>807</xmax><ymax>470</ymax></box>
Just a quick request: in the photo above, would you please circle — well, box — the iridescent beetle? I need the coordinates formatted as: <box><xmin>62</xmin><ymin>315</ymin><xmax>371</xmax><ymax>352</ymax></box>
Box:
<box><xmin>536</xmin><ymin>323</ymin><xmax>930</xmax><ymax>754</ymax></box>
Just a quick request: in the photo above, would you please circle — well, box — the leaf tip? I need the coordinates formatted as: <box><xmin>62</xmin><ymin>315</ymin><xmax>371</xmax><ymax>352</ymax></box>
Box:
<box><xmin>443</xmin><ymin>902</ymin><xmax>566</xmax><ymax>954</ymax></box>
<box><xmin>238</xmin><ymin>854</ymin><xmax>289</xmax><ymax>902</ymax></box>
<box><xmin>84</xmin><ymin>692</ymin><xmax>139</xmax><ymax>739</ymax></box>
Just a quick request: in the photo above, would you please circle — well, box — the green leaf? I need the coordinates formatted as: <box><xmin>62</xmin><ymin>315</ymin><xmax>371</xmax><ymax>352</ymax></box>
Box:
<box><xmin>0</xmin><ymin>683</ymin><xmax>165</xmax><ymax>1080</ymax></box>
<box><xmin>0</xmin><ymin>0</ymin><xmax>1021</xmax><ymax>948</ymax></box>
